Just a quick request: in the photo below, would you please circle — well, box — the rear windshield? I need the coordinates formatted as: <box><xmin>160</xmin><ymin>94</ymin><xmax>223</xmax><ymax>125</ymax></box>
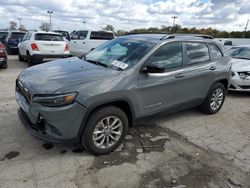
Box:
<box><xmin>35</xmin><ymin>34</ymin><xmax>64</xmax><ymax>41</ymax></box>
<box><xmin>90</xmin><ymin>31</ymin><xmax>114</xmax><ymax>40</ymax></box>
<box><xmin>11</xmin><ymin>32</ymin><xmax>25</xmax><ymax>40</ymax></box>
<box><xmin>0</xmin><ymin>32</ymin><xmax>8</xmax><ymax>40</ymax></box>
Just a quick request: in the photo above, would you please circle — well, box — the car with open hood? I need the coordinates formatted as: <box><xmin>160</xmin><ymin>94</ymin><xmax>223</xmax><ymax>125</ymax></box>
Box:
<box><xmin>228</xmin><ymin>45</ymin><xmax>250</xmax><ymax>92</ymax></box>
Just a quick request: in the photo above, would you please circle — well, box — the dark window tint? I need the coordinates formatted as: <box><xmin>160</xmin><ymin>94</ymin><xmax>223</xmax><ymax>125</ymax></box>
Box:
<box><xmin>186</xmin><ymin>42</ymin><xmax>209</xmax><ymax>65</ymax></box>
<box><xmin>90</xmin><ymin>31</ymin><xmax>114</xmax><ymax>40</ymax></box>
<box><xmin>35</xmin><ymin>34</ymin><xmax>63</xmax><ymax>41</ymax></box>
<box><xmin>71</xmin><ymin>30</ymin><xmax>88</xmax><ymax>40</ymax></box>
<box><xmin>147</xmin><ymin>42</ymin><xmax>183</xmax><ymax>70</ymax></box>
<box><xmin>11</xmin><ymin>32</ymin><xmax>25</xmax><ymax>40</ymax></box>
<box><xmin>208</xmin><ymin>44</ymin><xmax>223</xmax><ymax>60</ymax></box>
<box><xmin>0</xmin><ymin>32</ymin><xmax>8</xmax><ymax>41</ymax></box>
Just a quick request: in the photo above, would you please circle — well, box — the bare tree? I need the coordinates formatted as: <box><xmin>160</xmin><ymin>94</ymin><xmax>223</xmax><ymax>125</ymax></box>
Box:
<box><xmin>39</xmin><ymin>22</ymin><xmax>50</xmax><ymax>31</ymax></box>
<box><xmin>103</xmin><ymin>24</ymin><xmax>114</xmax><ymax>31</ymax></box>
<box><xmin>18</xmin><ymin>24</ymin><xmax>27</xmax><ymax>31</ymax></box>
<box><xmin>9</xmin><ymin>21</ymin><xmax>17</xmax><ymax>30</ymax></box>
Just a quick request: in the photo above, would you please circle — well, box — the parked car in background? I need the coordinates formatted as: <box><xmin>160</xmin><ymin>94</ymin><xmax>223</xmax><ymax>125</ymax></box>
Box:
<box><xmin>69</xmin><ymin>30</ymin><xmax>114</xmax><ymax>56</ymax></box>
<box><xmin>228</xmin><ymin>45</ymin><xmax>250</xmax><ymax>92</ymax></box>
<box><xmin>16</xmin><ymin>34</ymin><xmax>231</xmax><ymax>155</ymax></box>
<box><xmin>18</xmin><ymin>31</ymin><xmax>71</xmax><ymax>66</ymax></box>
<box><xmin>53</xmin><ymin>30</ymin><xmax>70</xmax><ymax>41</ymax></box>
<box><xmin>3</xmin><ymin>31</ymin><xmax>26</xmax><ymax>54</ymax></box>
<box><xmin>0</xmin><ymin>42</ymin><xmax>7</xmax><ymax>69</ymax></box>
<box><xmin>0</xmin><ymin>31</ymin><xmax>8</xmax><ymax>43</ymax></box>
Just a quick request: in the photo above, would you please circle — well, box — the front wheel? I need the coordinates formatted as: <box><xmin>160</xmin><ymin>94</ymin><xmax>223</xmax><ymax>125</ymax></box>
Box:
<box><xmin>200</xmin><ymin>83</ymin><xmax>226</xmax><ymax>114</ymax></box>
<box><xmin>81</xmin><ymin>106</ymin><xmax>128</xmax><ymax>155</ymax></box>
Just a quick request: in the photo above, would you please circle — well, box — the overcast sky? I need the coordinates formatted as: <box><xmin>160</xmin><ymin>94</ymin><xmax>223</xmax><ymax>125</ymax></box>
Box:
<box><xmin>0</xmin><ymin>0</ymin><xmax>249</xmax><ymax>32</ymax></box>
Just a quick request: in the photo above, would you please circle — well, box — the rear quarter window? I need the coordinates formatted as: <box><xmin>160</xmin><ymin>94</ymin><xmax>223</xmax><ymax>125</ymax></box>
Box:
<box><xmin>35</xmin><ymin>34</ymin><xmax>64</xmax><ymax>41</ymax></box>
<box><xmin>90</xmin><ymin>31</ymin><xmax>114</xmax><ymax>40</ymax></box>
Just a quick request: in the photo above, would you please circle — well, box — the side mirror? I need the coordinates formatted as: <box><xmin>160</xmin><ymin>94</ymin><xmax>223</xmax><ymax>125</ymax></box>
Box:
<box><xmin>142</xmin><ymin>64</ymin><xmax>165</xmax><ymax>73</ymax></box>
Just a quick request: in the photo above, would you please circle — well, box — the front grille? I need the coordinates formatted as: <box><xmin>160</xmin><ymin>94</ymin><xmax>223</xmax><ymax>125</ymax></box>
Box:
<box><xmin>16</xmin><ymin>79</ymin><xmax>31</xmax><ymax>103</ymax></box>
<box><xmin>239</xmin><ymin>85</ymin><xmax>250</xmax><ymax>89</ymax></box>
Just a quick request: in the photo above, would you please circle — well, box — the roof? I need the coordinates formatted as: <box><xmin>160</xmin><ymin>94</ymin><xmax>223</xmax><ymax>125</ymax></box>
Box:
<box><xmin>120</xmin><ymin>33</ymin><xmax>214</xmax><ymax>43</ymax></box>
<box><xmin>29</xmin><ymin>31</ymin><xmax>63</xmax><ymax>35</ymax></box>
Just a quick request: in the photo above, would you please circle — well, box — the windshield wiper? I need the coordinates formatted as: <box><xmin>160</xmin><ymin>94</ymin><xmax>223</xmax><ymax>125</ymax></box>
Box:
<box><xmin>86</xmin><ymin>59</ymin><xmax>108</xmax><ymax>68</ymax></box>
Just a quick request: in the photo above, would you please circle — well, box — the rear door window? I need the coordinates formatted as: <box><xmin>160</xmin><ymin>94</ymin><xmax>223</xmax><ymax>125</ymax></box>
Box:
<box><xmin>186</xmin><ymin>42</ymin><xmax>209</xmax><ymax>65</ymax></box>
<box><xmin>90</xmin><ymin>31</ymin><xmax>114</xmax><ymax>40</ymax></box>
<box><xmin>35</xmin><ymin>34</ymin><xmax>64</xmax><ymax>41</ymax></box>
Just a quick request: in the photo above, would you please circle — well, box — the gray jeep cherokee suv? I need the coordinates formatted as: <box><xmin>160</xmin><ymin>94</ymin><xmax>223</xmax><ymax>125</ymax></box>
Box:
<box><xmin>16</xmin><ymin>34</ymin><xmax>231</xmax><ymax>155</ymax></box>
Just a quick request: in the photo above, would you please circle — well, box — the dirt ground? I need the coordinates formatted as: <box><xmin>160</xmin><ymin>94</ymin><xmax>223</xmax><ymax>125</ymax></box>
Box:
<box><xmin>0</xmin><ymin>56</ymin><xmax>249</xmax><ymax>188</ymax></box>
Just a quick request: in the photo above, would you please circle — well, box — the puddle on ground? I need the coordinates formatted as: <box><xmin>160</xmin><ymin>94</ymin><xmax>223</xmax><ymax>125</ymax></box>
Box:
<box><xmin>42</xmin><ymin>143</ymin><xmax>54</xmax><ymax>150</ymax></box>
<box><xmin>4</xmin><ymin>151</ymin><xmax>20</xmax><ymax>160</ymax></box>
<box><xmin>60</xmin><ymin>150</ymin><xmax>67</xmax><ymax>154</ymax></box>
<box><xmin>72</xmin><ymin>148</ymin><xmax>84</xmax><ymax>153</ymax></box>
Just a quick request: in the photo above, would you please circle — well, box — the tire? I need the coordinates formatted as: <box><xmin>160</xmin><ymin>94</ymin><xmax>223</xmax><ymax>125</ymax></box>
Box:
<box><xmin>81</xmin><ymin>106</ymin><xmax>128</xmax><ymax>155</ymax></box>
<box><xmin>1</xmin><ymin>62</ymin><xmax>7</xmax><ymax>69</ymax></box>
<box><xmin>6</xmin><ymin>47</ymin><xmax>11</xmax><ymax>55</ymax></box>
<box><xmin>18</xmin><ymin>51</ymin><xmax>25</xmax><ymax>62</ymax></box>
<box><xmin>200</xmin><ymin>83</ymin><xmax>226</xmax><ymax>114</ymax></box>
<box><xmin>26</xmin><ymin>52</ymin><xmax>33</xmax><ymax>66</ymax></box>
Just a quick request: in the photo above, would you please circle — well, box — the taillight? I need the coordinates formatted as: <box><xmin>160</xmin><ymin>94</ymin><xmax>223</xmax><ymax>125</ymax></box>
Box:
<box><xmin>31</xmin><ymin>43</ymin><xmax>39</xmax><ymax>51</ymax></box>
<box><xmin>64</xmin><ymin>44</ymin><xmax>69</xmax><ymax>51</ymax></box>
<box><xmin>0</xmin><ymin>43</ymin><xmax>4</xmax><ymax>49</ymax></box>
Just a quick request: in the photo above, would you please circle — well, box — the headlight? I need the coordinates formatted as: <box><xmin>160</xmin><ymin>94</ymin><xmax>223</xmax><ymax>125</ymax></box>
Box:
<box><xmin>239</xmin><ymin>73</ymin><xmax>247</xmax><ymax>80</ymax></box>
<box><xmin>33</xmin><ymin>93</ymin><xmax>78</xmax><ymax>107</ymax></box>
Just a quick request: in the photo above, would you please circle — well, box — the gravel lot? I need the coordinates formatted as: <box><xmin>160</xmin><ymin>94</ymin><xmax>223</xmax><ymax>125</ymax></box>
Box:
<box><xmin>0</xmin><ymin>56</ymin><xmax>250</xmax><ymax>188</ymax></box>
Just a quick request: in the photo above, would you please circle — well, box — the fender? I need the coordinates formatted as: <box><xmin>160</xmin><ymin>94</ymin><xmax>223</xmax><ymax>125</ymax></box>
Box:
<box><xmin>76</xmin><ymin>97</ymin><xmax>137</xmax><ymax>141</ymax></box>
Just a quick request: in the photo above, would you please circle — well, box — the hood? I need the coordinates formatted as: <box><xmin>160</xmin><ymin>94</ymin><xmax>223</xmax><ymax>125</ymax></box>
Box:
<box><xmin>231</xmin><ymin>58</ymin><xmax>250</xmax><ymax>72</ymax></box>
<box><xmin>18</xmin><ymin>57</ymin><xmax>120</xmax><ymax>94</ymax></box>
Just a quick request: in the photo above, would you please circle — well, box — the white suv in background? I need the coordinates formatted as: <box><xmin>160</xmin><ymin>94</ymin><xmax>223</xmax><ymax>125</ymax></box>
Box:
<box><xmin>18</xmin><ymin>31</ymin><xmax>71</xmax><ymax>66</ymax></box>
<box><xmin>69</xmin><ymin>30</ymin><xmax>114</xmax><ymax>56</ymax></box>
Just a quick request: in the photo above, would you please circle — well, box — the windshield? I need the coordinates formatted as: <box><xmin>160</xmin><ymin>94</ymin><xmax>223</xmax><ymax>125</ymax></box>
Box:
<box><xmin>228</xmin><ymin>47</ymin><xmax>250</xmax><ymax>60</ymax></box>
<box><xmin>84</xmin><ymin>38</ymin><xmax>155</xmax><ymax>70</ymax></box>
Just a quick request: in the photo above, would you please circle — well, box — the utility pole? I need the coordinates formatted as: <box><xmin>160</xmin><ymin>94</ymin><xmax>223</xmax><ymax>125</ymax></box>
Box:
<box><xmin>47</xmin><ymin>10</ymin><xmax>53</xmax><ymax>31</ymax></box>
<box><xmin>172</xmin><ymin>16</ymin><xmax>178</xmax><ymax>27</ymax></box>
<box><xmin>244</xmin><ymin>19</ymin><xmax>249</xmax><ymax>38</ymax></box>
<box><xmin>83</xmin><ymin>21</ymin><xmax>86</xmax><ymax>29</ymax></box>
<box><xmin>172</xmin><ymin>16</ymin><xmax>178</xmax><ymax>33</ymax></box>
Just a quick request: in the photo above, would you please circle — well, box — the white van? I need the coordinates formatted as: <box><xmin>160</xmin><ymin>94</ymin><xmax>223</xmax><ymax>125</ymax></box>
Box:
<box><xmin>69</xmin><ymin>30</ymin><xmax>115</xmax><ymax>56</ymax></box>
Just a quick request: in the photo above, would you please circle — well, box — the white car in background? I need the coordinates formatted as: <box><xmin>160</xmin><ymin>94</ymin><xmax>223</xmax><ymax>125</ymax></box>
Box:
<box><xmin>69</xmin><ymin>30</ymin><xmax>114</xmax><ymax>56</ymax></box>
<box><xmin>228</xmin><ymin>45</ymin><xmax>250</xmax><ymax>92</ymax></box>
<box><xmin>18</xmin><ymin>31</ymin><xmax>71</xmax><ymax>66</ymax></box>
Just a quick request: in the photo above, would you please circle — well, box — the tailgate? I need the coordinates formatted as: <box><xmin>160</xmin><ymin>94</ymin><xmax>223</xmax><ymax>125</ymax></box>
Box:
<box><xmin>36</xmin><ymin>41</ymin><xmax>66</xmax><ymax>54</ymax></box>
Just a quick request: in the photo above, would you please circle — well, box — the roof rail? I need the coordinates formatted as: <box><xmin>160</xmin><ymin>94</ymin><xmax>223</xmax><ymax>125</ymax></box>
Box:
<box><xmin>160</xmin><ymin>34</ymin><xmax>214</xmax><ymax>40</ymax></box>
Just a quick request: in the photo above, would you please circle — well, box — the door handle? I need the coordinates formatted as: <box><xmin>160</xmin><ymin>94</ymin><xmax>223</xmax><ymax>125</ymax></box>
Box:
<box><xmin>82</xmin><ymin>42</ymin><xmax>85</xmax><ymax>44</ymax></box>
<box><xmin>73</xmin><ymin>41</ymin><xmax>77</xmax><ymax>43</ymax></box>
<box><xmin>209</xmin><ymin>66</ymin><xmax>217</xmax><ymax>70</ymax></box>
<box><xmin>175</xmin><ymin>73</ymin><xmax>184</xmax><ymax>78</ymax></box>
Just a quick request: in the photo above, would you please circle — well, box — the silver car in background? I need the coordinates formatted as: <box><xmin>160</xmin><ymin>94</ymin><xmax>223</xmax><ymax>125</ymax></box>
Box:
<box><xmin>228</xmin><ymin>45</ymin><xmax>250</xmax><ymax>92</ymax></box>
